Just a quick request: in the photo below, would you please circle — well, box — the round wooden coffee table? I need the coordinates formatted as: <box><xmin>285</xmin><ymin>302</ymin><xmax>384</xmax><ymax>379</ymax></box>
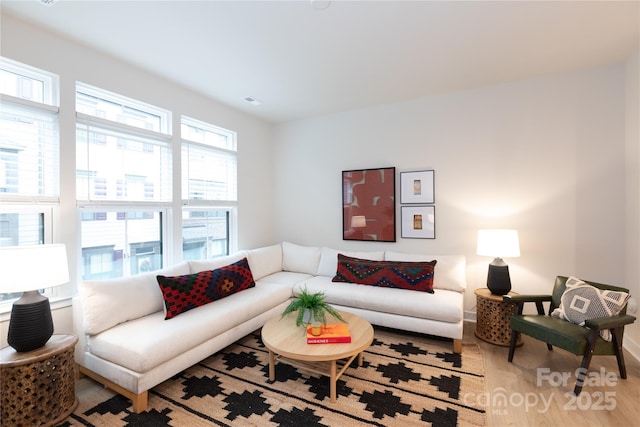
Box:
<box><xmin>261</xmin><ymin>311</ymin><xmax>374</xmax><ymax>402</ymax></box>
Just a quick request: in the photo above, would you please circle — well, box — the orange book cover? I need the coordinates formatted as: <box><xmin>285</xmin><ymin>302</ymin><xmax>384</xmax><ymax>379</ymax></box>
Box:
<box><xmin>306</xmin><ymin>323</ymin><xmax>351</xmax><ymax>344</ymax></box>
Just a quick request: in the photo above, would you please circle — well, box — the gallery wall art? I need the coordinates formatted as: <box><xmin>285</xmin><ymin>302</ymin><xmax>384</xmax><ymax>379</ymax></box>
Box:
<box><xmin>342</xmin><ymin>167</ymin><xmax>396</xmax><ymax>242</ymax></box>
<box><xmin>400</xmin><ymin>170</ymin><xmax>434</xmax><ymax>204</ymax></box>
<box><xmin>401</xmin><ymin>205</ymin><xmax>435</xmax><ymax>239</ymax></box>
<box><xmin>399</xmin><ymin>170</ymin><xmax>435</xmax><ymax>239</ymax></box>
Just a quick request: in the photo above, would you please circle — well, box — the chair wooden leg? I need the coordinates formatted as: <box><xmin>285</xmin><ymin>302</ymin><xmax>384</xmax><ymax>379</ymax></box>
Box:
<box><xmin>508</xmin><ymin>330</ymin><xmax>518</xmax><ymax>362</ymax></box>
<box><xmin>612</xmin><ymin>328</ymin><xmax>627</xmax><ymax>379</ymax></box>
<box><xmin>574</xmin><ymin>329</ymin><xmax>598</xmax><ymax>395</ymax></box>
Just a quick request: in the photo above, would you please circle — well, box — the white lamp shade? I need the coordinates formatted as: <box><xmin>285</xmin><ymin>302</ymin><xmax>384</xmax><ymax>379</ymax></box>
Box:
<box><xmin>477</xmin><ymin>229</ymin><xmax>520</xmax><ymax>258</ymax></box>
<box><xmin>0</xmin><ymin>244</ymin><xmax>70</xmax><ymax>293</ymax></box>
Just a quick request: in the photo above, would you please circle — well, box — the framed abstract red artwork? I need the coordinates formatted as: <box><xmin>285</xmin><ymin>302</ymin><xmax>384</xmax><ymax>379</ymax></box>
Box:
<box><xmin>342</xmin><ymin>167</ymin><xmax>396</xmax><ymax>242</ymax></box>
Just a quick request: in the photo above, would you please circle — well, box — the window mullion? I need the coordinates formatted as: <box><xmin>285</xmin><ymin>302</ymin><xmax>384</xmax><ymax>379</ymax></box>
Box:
<box><xmin>0</xmin><ymin>93</ymin><xmax>59</xmax><ymax>113</ymax></box>
<box><xmin>76</xmin><ymin>112</ymin><xmax>171</xmax><ymax>143</ymax></box>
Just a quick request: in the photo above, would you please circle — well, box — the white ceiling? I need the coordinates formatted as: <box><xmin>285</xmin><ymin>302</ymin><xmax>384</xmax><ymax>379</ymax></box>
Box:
<box><xmin>2</xmin><ymin>0</ymin><xmax>639</xmax><ymax>123</ymax></box>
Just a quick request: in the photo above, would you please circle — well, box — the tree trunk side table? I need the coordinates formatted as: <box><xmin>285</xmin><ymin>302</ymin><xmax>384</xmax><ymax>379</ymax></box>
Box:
<box><xmin>474</xmin><ymin>288</ymin><xmax>523</xmax><ymax>347</ymax></box>
<box><xmin>1</xmin><ymin>334</ymin><xmax>78</xmax><ymax>426</ymax></box>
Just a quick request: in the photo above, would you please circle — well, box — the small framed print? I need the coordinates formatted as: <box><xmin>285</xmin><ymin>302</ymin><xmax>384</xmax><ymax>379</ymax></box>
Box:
<box><xmin>400</xmin><ymin>170</ymin><xmax>434</xmax><ymax>204</ymax></box>
<box><xmin>401</xmin><ymin>206</ymin><xmax>435</xmax><ymax>239</ymax></box>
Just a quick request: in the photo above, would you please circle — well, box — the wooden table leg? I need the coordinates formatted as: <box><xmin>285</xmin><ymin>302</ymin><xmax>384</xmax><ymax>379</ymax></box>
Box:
<box><xmin>357</xmin><ymin>351</ymin><xmax>363</xmax><ymax>366</ymax></box>
<box><xmin>330</xmin><ymin>360</ymin><xmax>337</xmax><ymax>402</ymax></box>
<box><xmin>268</xmin><ymin>350</ymin><xmax>275</xmax><ymax>382</ymax></box>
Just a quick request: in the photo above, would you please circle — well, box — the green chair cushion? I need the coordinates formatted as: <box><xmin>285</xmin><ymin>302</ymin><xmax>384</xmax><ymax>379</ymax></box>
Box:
<box><xmin>511</xmin><ymin>315</ymin><xmax>616</xmax><ymax>356</ymax></box>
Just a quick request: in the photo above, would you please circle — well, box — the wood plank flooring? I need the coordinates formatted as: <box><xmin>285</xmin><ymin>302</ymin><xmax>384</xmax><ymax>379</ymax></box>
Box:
<box><xmin>74</xmin><ymin>321</ymin><xmax>640</xmax><ymax>426</ymax></box>
<box><xmin>464</xmin><ymin>322</ymin><xmax>640</xmax><ymax>426</ymax></box>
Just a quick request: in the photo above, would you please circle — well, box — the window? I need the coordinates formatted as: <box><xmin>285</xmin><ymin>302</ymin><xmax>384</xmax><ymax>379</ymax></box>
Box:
<box><xmin>182</xmin><ymin>209</ymin><xmax>229</xmax><ymax>261</ymax></box>
<box><xmin>0</xmin><ymin>58</ymin><xmax>59</xmax><ymax>200</ymax></box>
<box><xmin>76</xmin><ymin>84</ymin><xmax>171</xmax><ymax>203</ymax></box>
<box><xmin>0</xmin><ymin>58</ymin><xmax>56</xmax><ymax>105</ymax></box>
<box><xmin>181</xmin><ymin>116</ymin><xmax>237</xmax><ymax>260</ymax></box>
<box><xmin>0</xmin><ymin>58</ymin><xmax>59</xmax><ymax>302</ymax></box>
<box><xmin>76</xmin><ymin>84</ymin><xmax>171</xmax><ymax>278</ymax></box>
<box><xmin>1</xmin><ymin>59</ymin><xmax>242</xmax><ymax>300</ymax></box>
<box><xmin>0</xmin><ymin>210</ymin><xmax>46</xmax><ymax>301</ymax></box>
<box><xmin>181</xmin><ymin>116</ymin><xmax>236</xmax><ymax>201</ymax></box>
<box><xmin>80</xmin><ymin>209</ymin><xmax>163</xmax><ymax>280</ymax></box>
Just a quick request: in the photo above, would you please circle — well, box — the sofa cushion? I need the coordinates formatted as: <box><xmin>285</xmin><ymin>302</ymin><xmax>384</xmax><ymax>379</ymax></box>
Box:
<box><xmin>332</xmin><ymin>254</ymin><xmax>436</xmax><ymax>293</ymax></box>
<box><xmin>256</xmin><ymin>271</ymin><xmax>314</xmax><ymax>288</ymax></box>
<box><xmin>157</xmin><ymin>257</ymin><xmax>255</xmax><ymax>319</ymax></box>
<box><xmin>79</xmin><ymin>262</ymin><xmax>191</xmax><ymax>336</ymax></box>
<box><xmin>316</xmin><ymin>247</ymin><xmax>385</xmax><ymax>277</ymax></box>
<box><xmin>247</xmin><ymin>244</ymin><xmax>283</xmax><ymax>280</ymax></box>
<box><xmin>188</xmin><ymin>251</ymin><xmax>248</xmax><ymax>275</ymax></box>
<box><xmin>88</xmin><ymin>283</ymin><xmax>292</xmax><ymax>373</ymax></box>
<box><xmin>384</xmin><ymin>251</ymin><xmax>467</xmax><ymax>292</ymax></box>
<box><xmin>298</xmin><ymin>276</ymin><xmax>463</xmax><ymax>323</ymax></box>
<box><xmin>282</xmin><ymin>241</ymin><xmax>321</xmax><ymax>275</ymax></box>
<box><xmin>551</xmin><ymin>276</ymin><xmax>630</xmax><ymax>341</ymax></box>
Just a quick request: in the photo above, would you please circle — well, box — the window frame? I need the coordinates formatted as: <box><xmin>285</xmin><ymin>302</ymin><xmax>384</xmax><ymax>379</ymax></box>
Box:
<box><xmin>0</xmin><ymin>56</ymin><xmax>58</xmax><ymax>106</ymax></box>
<box><xmin>180</xmin><ymin>116</ymin><xmax>238</xmax><ymax>259</ymax></box>
<box><xmin>0</xmin><ymin>57</ymin><xmax>62</xmax><ymax>309</ymax></box>
<box><xmin>75</xmin><ymin>84</ymin><xmax>177</xmax><ymax>278</ymax></box>
<box><xmin>181</xmin><ymin>115</ymin><xmax>238</xmax><ymax>203</ymax></box>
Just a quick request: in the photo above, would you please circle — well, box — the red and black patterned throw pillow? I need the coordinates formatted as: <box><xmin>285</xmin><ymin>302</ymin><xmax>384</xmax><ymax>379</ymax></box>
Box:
<box><xmin>332</xmin><ymin>254</ymin><xmax>437</xmax><ymax>293</ymax></box>
<box><xmin>157</xmin><ymin>257</ymin><xmax>255</xmax><ymax>319</ymax></box>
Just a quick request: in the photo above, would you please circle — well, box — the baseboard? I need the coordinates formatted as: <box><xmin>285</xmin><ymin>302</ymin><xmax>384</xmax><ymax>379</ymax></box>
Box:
<box><xmin>464</xmin><ymin>310</ymin><xmax>476</xmax><ymax>322</ymax></box>
<box><xmin>623</xmin><ymin>336</ymin><xmax>640</xmax><ymax>363</ymax></box>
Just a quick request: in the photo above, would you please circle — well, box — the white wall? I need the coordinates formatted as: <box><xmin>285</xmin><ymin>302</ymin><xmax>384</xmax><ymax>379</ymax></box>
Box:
<box><xmin>625</xmin><ymin>49</ymin><xmax>640</xmax><ymax>359</ymax></box>
<box><xmin>273</xmin><ymin>64</ymin><xmax>628</xmax><ymax>316</ymax></box>
<box><xmin>0</xmin><ymin>14</ymin><xmax>275</xmax><ymax>346</ymax></box>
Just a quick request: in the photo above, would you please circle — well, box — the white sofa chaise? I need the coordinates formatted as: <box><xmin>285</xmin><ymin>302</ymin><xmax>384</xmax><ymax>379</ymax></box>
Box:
<box><xmin>73</xmin><ymin>241</ymin><xmax>466</xmax><ymax>412</ymax></box>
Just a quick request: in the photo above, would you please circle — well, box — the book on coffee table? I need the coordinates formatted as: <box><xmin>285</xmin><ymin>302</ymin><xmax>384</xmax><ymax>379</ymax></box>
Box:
<box><xmin>306</xmin><ymin>323</ymin><xmax>351</xmax><ymax>344</ymax></box>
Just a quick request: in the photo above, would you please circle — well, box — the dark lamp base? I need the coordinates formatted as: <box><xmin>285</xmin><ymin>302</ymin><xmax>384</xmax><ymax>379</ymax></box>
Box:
<box><xmin>7</xmin><ymin>291</ymin><xmax>54</xmax><ymax>353</ymax></box>
<box><xmin>487</xmin><ymin>264</ymin><xmax>512</xmax><ymax>295</ymax></box>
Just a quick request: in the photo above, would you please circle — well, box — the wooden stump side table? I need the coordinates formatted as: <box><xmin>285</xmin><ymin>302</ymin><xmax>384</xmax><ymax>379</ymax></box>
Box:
<box><xmin>474</xmin><ymin>288</ymin><xmax>523</xmax><ymax>347</ymax></box>
<box><xmin>1</xmin><ymin>334</ymin><xmax>78</xmax><ymax>426</ymax></box>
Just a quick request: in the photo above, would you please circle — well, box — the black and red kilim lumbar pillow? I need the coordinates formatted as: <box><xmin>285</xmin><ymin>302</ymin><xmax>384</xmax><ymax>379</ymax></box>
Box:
<box><xmin>157</xmin><ymin>257</ymin><xmax>255</xmax><ymax>319</ymax></box>
<box><xmin>332</xmin><ymin>254</ymin><xmax>437</xmax><ymax>293</ymax></box>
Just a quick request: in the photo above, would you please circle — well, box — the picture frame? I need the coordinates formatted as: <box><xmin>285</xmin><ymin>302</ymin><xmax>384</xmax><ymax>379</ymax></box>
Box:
<box><xmin>401</xmin><ymin>205</ymin><xmax>435</xmax><ymax>239</ymax></box>
<box><xmin>342</xmin><ymin>167</ymin><xmax>396</xmax><ymax>242</ymax></box>
<box><xmin>400</xmin><ymin>170</ymin><xmax>434</xmax><ymax>204</ymax></box>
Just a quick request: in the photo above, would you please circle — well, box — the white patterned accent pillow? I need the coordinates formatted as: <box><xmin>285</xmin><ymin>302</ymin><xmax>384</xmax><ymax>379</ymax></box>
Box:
<box><xmin>551</xmin><ymin>276</ymin><xmax>630</xmax><ymax>341</ymax></box>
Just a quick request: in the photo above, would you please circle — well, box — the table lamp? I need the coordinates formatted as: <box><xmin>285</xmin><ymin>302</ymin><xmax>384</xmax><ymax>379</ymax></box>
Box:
<box><xmin>477</xmin><ymin>229</ymin><xmax>520</xmax><ymax>295</ymax></box>
<box><xmin>0</xmin><ymin>244</ymin><xmax>69</xmax><ymax>352</ymax></box>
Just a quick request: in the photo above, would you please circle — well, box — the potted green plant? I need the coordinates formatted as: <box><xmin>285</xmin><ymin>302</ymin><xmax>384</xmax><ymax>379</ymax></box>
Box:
<box><xmin>281</xmin><ymin>287</ymin><xmax>346</xmax><ymax>328</ymax></box>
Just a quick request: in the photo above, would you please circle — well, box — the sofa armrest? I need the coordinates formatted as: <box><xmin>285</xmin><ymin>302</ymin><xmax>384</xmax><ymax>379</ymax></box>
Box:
<box><xmin>72</xmin><ymin>294</ymin><xmax>89</xmax><ymax>364</ymax></box>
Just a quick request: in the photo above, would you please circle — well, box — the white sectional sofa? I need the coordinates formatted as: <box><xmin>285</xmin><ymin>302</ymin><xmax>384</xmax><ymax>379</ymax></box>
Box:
<box><xmin>73</xmin><ymin>241</ymin><xmax>466</xmax><ymax>413</ymax></box>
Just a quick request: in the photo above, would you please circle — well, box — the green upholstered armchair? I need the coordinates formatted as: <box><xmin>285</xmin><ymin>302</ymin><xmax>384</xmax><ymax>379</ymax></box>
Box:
<box><xmin>504</xmin><ymin>276</ymin><xmax>636</xmax><ymax>395</ymax></box>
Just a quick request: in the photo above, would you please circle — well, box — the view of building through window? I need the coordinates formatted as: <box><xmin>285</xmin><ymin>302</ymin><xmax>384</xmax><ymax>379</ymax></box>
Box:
<box><xmin>76</xmin><ymin>85</ymin><xmax>237</xmax><ymax>280</ymax></box>
<box><xmin>0</xmin><ymin>57</ymin><xmax>238</xmax><ymax>295</ymax></box>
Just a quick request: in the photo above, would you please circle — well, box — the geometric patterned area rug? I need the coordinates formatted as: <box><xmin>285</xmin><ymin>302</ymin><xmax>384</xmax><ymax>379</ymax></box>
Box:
<box><xmin>62</xmin><ymin>327</ymin><xmax>486</xmax><ymax>427</ymax></box>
